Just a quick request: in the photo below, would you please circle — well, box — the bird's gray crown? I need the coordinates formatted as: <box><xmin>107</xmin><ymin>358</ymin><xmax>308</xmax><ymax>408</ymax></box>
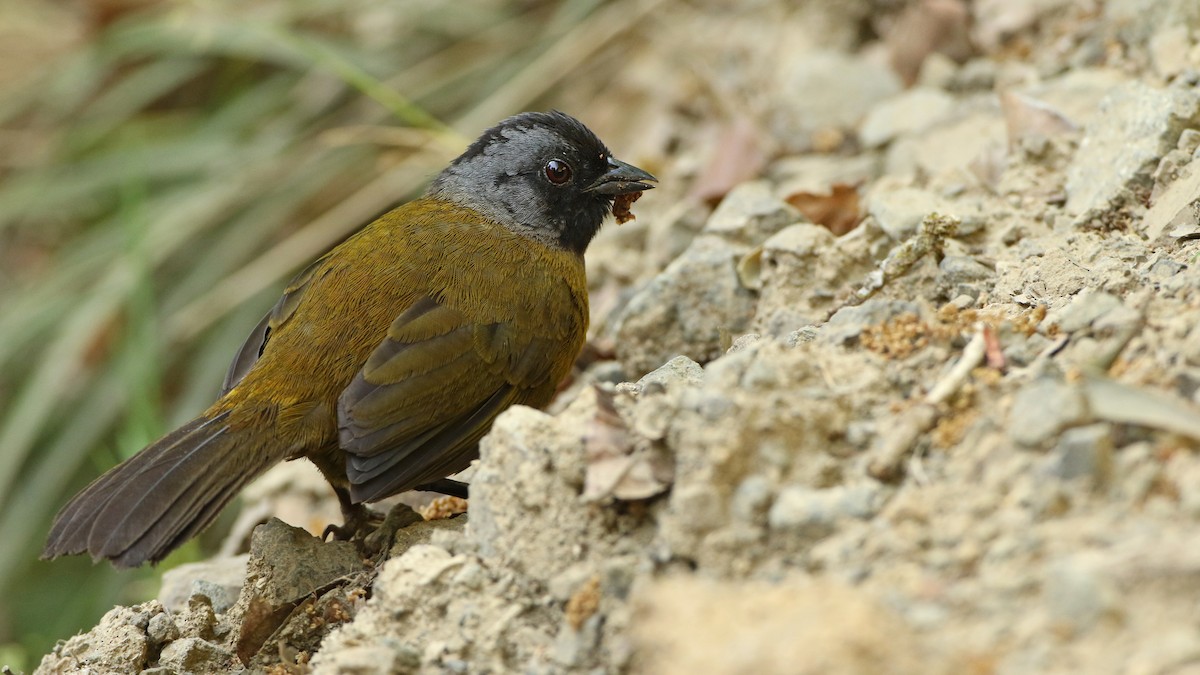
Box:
<box><xmin>427</xmin><ymin>111</ymin><xmax>618</xmax><ymax>254</ymax></box>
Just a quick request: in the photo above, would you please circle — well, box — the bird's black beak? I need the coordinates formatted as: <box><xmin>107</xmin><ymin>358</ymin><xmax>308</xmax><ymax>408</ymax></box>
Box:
<box><xmin>586</xmin><ymin>157</ymin><xmax>657</xmax><ymax>195</ymax></box>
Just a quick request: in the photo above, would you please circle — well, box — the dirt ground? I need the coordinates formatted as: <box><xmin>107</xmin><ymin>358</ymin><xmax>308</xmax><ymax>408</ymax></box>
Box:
<box><xmin>35</xmin><ymin>0</ymin><xmax>1200</xmax><ymax>673</ymax></box>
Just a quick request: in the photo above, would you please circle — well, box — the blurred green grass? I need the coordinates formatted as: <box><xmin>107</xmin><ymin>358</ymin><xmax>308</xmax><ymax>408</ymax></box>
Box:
<box><xmin>0</xmin><ymin>0</ymin><xmax>657</xmax><ymax>668</ymax></box>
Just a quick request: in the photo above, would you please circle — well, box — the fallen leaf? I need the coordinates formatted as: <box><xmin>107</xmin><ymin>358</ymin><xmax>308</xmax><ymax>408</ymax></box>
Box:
<box><xmin>565</xmin><ymin>576</ymin><xmax>602</xmax><ymax>631</ymax></box>
<box><xmin>1143</xmin><ymin>159</ymin><xmax>1200</xmax><ymax>240</ymax></box>
<box><xmin>785</xmin><ymin>183</ymin><xmax>862</xmax><ymax>235</ymax></box>
<box><xmin>582</xmin><ymin>387</ymin><xmax>672</xmax><ymax>502</ymax></box>
<box><xmin>968</xmin><ymin>141</ymin><xmax>1007</xmax><ymax>192</ymax></box>
<box><xmin>420</xmin><ymin>495</ymin><xmax>468</xmax><ymax>521</ymax></box>
<box><xmin>983</xmin><ymin>324</ymin><xmax>1006</xmax><ymax>370</ymax></box>
<box><xmin>999</xmin><ymin>90</ymin><xmax>1077</xmax><ymax>149</ymax></box>
<box><xmin>689</xmin><ymin>117</ymin><xmax>768</xmax><ymax>207</ymax></box>
<box><xmin>883</xmin><ymin>0</ymin><xmax>972</xmax><ymax>85</ymax></box>
<box><xmin>1083</xmin><ymin>375</ymin><xmax>1200</xmax><ymax>441</ymax></box>
<box><xmin>736</xmin><ymin>247</ymin><xmax>764</xmax><ymax>290</ymax></box>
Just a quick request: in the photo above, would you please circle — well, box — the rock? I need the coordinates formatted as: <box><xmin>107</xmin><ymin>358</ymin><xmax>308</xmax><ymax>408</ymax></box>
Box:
<box><xmin>1144</xmin><ymin>255</ymin><xmax>1187</xmax><ymax>281</ymax></box>
<box><xmin>767</xmin><ymin>485</ymin><xmax>881</xmax><ymax>538</ymax></box>
<box><xmin>620</xmin><ymin>355</ymin><xmax>704</xmax><ymax>397</ymax></box>
<box><xmin>1183</xmin><ymin>323</ymin><xmax>1200</xmax><ymax>366</ymax></box>
<box><xmin>175</xmin><ymin>595</ymin><xmax>218</xmax><ymax>642</ymax></box>
<box><xmin>937</xmin><ymin>255</ymin><xmax>995</xmax><ymax>298</ymax></box>
<box><xmin>630</xmin><ymin>576</ymin><xmax>961</xmax><ymax>675</ymax></box>
<box><xmin>1065</xmin><ymin>81</ymin><xmax>1200</xmax><ymax>222</ymax></box>
<box><xmin>786</xmin><ymin>325</ymin><xmax>820</xmax><ymax>346</ymax></box>
<box><xmin>951</xmin><ymin>57</ymin><xmax>998</xmax><ymax>91</ymax></box>
<box><xmin>1042</xmin><ymin>554</ymin><xmax>1119</xmax><ymax>632</ymax></box>
<box><xmin>1045</xmin><ymin>289</ymin><xmax>1123</xmax><ymax>333</ymax></box>
<box><xmin>246</xmin><ymin>585</ymin><xmax>362</xmax><ymax>672</ymax></box>
<box><xmin>314</xmin><ymin>645</ymin><xmax>418</xmax><ymax>675</ymax></box>
<box><xmin>771</xmin><ymin>154</ymin><xmax>880</xmax><ymax>197</ymax></box>
<box><xmin>884</xmin><ymin>111</ymin><xmax>1006</xmax><ymax>178</ymax></box>
<box><xmin>730</xmin><ymin>475</ymin><xmax>773</xmax><ymax>525</ymax></box>
<box><xmin>670</xmin><ymin>483</ymin><xmax>726</xmax><ymax>534</ymax></box>
<box><xmin>703</xmin><ymin>180</ymin><xmax>803</xmax><ymax>245</ymax></box>
<box><xmin>468</xmin><ymin>398</ymin><xmax>660</xmax><ymax>583</ymax></box>
<box><xmin>973</xmin><ymin>0</ymin><xmax>1047</xmax><ymax>51</ymax></box>
<box><xmin>1127</xmin><ymin>628</ymin><xmax>1200</xmax><ymax>675</ymax></box>
<box><xmin>387</xmin><ymin>513</ymin><xmax>468</xmax><ymax>560</ymax></box>
<box><xmin>615</xmin><ymin>181</ymin><xmax>801</xmax><ymax>373</ymax></box>
<box><xmin>240</xmin><ymin>519</ymin><xmax>362</xmax><ymax>608</ymax></box>
<box><xmin>1048</xmin><ymin>423</ymin><xmax>1114</xmax><ymax>485</ymax></box>
<box><xmin>859</xmin><ymin>88</ymin><xmax>957</xmax><ymax>148</ymax></box>
<box><xmin>468</xmin><ymin>405</ymin><xmax>582</xmax><ymax>574</ymax></box>
<box><xmin>726</xmin><ymin>333</ymin><xmax>762</xmax><ymax>353</ymax></box>
<box><xmin>1104</xmin><ymin>0</ymin><xmax>1200</xmax><ymax>46</ymax></box>
<box><xmin>761</xmin><ymin>223</ymin><xmax>837</xmax><ymax>262</ymax></box>
<box><xmin>311</xmin><ymin>544</ymin><xmax>558</xmax><ymax>674</ymax></box>
<box><xmin>1026</xmin><ymin>68</ymin><xmax>1130</xmax><ymax>131</ymax></box>
<box><xmin>866</xmin><ymin>186</ymin><xmax>952</xmax><ymax>240</ymax></box>
<box><xmin>752</xmin><ymin>223</ymin><xmax>842</xmax><ymax>335</ymax></box>
<box><xmin>226</xmin><ymin>518</ymin><xmax>365</xmax><ymax>664</ymax></box>
<box><xmin>1149</xmin><ymin>25</ymin><xmax>1193</xmax><ymax>79</ymax></box>
<box><xmin>614</xmin><ymin>235</ymin><xmax>758</xmax><ymax>376</ymax></box>
<box><xmin>158</xmin><ymin>555</ymin><xmax>248</xmax><ymax>614</ymax></box>
<box><xmin>146</xmin><ymin>612</ymin><xmax>179</xmax><ymax>646</ymax></box>
<box><xmin>820</xmin><ymin>299</ymin><xmax>921</xmax><ymax>347</ymax></box>
<box><xmin>157</xmin><ymin>637</ymin><xmax>234</xmax><ymax>674</ymax></box>
<box><xmin>1010</xmin><ymin>378</ymin><xmax>1091</xmax><ymax>446</ymax></box>
<box><xmin>776</xmin><ymin>50</ymin><xmax>902</xmax><ymax>148</ymax></box>
<box><xmin>35</xmin><ymin>603</ymin><xmax>159</xmax><ymax>674</ymax></box>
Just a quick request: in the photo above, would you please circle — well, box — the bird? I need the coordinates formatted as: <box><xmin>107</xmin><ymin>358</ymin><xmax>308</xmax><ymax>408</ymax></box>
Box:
<box><xmin>43</xmin><ymin>110</ymin><xmax>656</xmax><ymax>568</ymax></box>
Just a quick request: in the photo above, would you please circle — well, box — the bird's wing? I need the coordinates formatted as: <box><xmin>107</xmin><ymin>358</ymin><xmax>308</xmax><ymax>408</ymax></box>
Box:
<box><xmin>336</xmin><ymin>295</ymin><xmax>560</xmax><ymax>503</ymax></box>
<box><xmin>220</xmin><ymin>256</ymin><xmax>328</xmax><ymax>395</ymax></box>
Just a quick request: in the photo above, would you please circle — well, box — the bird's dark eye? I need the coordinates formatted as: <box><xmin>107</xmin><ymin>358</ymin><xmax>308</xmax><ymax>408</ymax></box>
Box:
<box><xmin>544</xmin><ymin>159</ymin><xmax>573</xmax><ymax>185</ymax></box>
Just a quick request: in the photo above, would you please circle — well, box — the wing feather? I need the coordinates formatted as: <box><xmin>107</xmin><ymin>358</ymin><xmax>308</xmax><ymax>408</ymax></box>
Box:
<box><xmin>220</xmin><ymin>256</ymin><xmax>329</xmax><ymax>395</ymax></box>
<box><xmin>338</xmin><ymin>296</ymin><xmax>560</xmax><ymax>503</ymax></box>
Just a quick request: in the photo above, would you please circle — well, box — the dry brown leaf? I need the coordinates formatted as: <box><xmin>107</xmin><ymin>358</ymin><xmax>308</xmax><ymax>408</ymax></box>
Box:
<box><xmin>582</xmin><ymin>387</ymin><xmax>672</xmax><ymax>502</ymax></box>
<box><xmin>1143</xmin><ymin>156</ymin><xmax>1200</xmax><ymax>240</ymax></box>
<box><xmin>884</xmin><ymin>0</ymin><xmax>973</xmax><ymax>85</ymax></box>
<box><xmin>999</xmin><ymin>90</ymin><xmax>1076</xmax><ymax>149</ymax></box>
<box><xmin>565</xmin><ymin>576</ymin><xmax>602</xmax><ymax>631</ymax></box>
<box><xmin>785</xmin><ymin>183</ymin><xmax>862</xmax><ymax>235</ymax></box>
<box><xmin>968</xmin><ymin>141</ymin><xmax>1007</xmax><ymax>192</ymax></box>
<box><xmin>983</xmin><ymin>323</ymin><xmax>1006</xmax><ymax>370</ymax></box>
<box><xmin>689</xmin><ymin>117</ymin><xmax>768</xmax><ymax>206</ymax></box>
<box><xmin>420</xmin><ymin>495</ymin><xmax>468</xmax><ymax>521</ymax></box>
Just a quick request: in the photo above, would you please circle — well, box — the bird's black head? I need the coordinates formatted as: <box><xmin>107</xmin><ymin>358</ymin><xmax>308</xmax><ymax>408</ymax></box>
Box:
<box><xmin>427</xmin><ymin>111</ymin><xmax>656</xmax><ymax>254</ymax></box>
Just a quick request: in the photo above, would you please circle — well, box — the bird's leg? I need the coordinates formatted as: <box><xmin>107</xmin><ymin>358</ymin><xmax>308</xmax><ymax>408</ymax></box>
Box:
<box><xmin>362</xmin><ymin>503</ymin><xmax>424</xmax><ymax>558</ymax></box>
<box><xmin>324</xmin><ymin>487</ymin><xmax>424</xmax><ymax>558</ymax></box>
<box><xmin>322</xmin><ymin>486</ymin><xmax>383</xmax><ymax>542</ymax></box>
<box><xmin>414</xmin><ymin>478</ymin><xmax>470</xmax><ymax>499</ymax></box>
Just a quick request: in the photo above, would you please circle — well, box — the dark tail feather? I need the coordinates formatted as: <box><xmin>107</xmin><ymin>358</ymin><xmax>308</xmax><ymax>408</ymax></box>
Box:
<box><xmin>43</xmin><ymin>410</ymin><xmax>271</xmax><ymax>568</ymax></box>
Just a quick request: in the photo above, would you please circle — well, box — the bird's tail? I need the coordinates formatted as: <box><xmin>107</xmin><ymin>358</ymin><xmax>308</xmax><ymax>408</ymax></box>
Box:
<box><xmin>43</xmin><ymin>410</ymin><xmax>272</xmax><ymax>568</ymax></box>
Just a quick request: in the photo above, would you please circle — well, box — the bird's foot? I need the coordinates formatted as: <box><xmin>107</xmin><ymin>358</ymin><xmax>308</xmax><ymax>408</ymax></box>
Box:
<box><xmin>321</xmin><ymin>503</ymin><xmax>384</xmax><ymax>542</ymax></box>
<box><xmin>362</xmin><ymin>503</ymin><xmax>424</xmax><ymax>558</ymax></box>
<box><xmin>323</xmin><ymin>488</ymin><xmax>384</xmax><ymax>542</ymax></box>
